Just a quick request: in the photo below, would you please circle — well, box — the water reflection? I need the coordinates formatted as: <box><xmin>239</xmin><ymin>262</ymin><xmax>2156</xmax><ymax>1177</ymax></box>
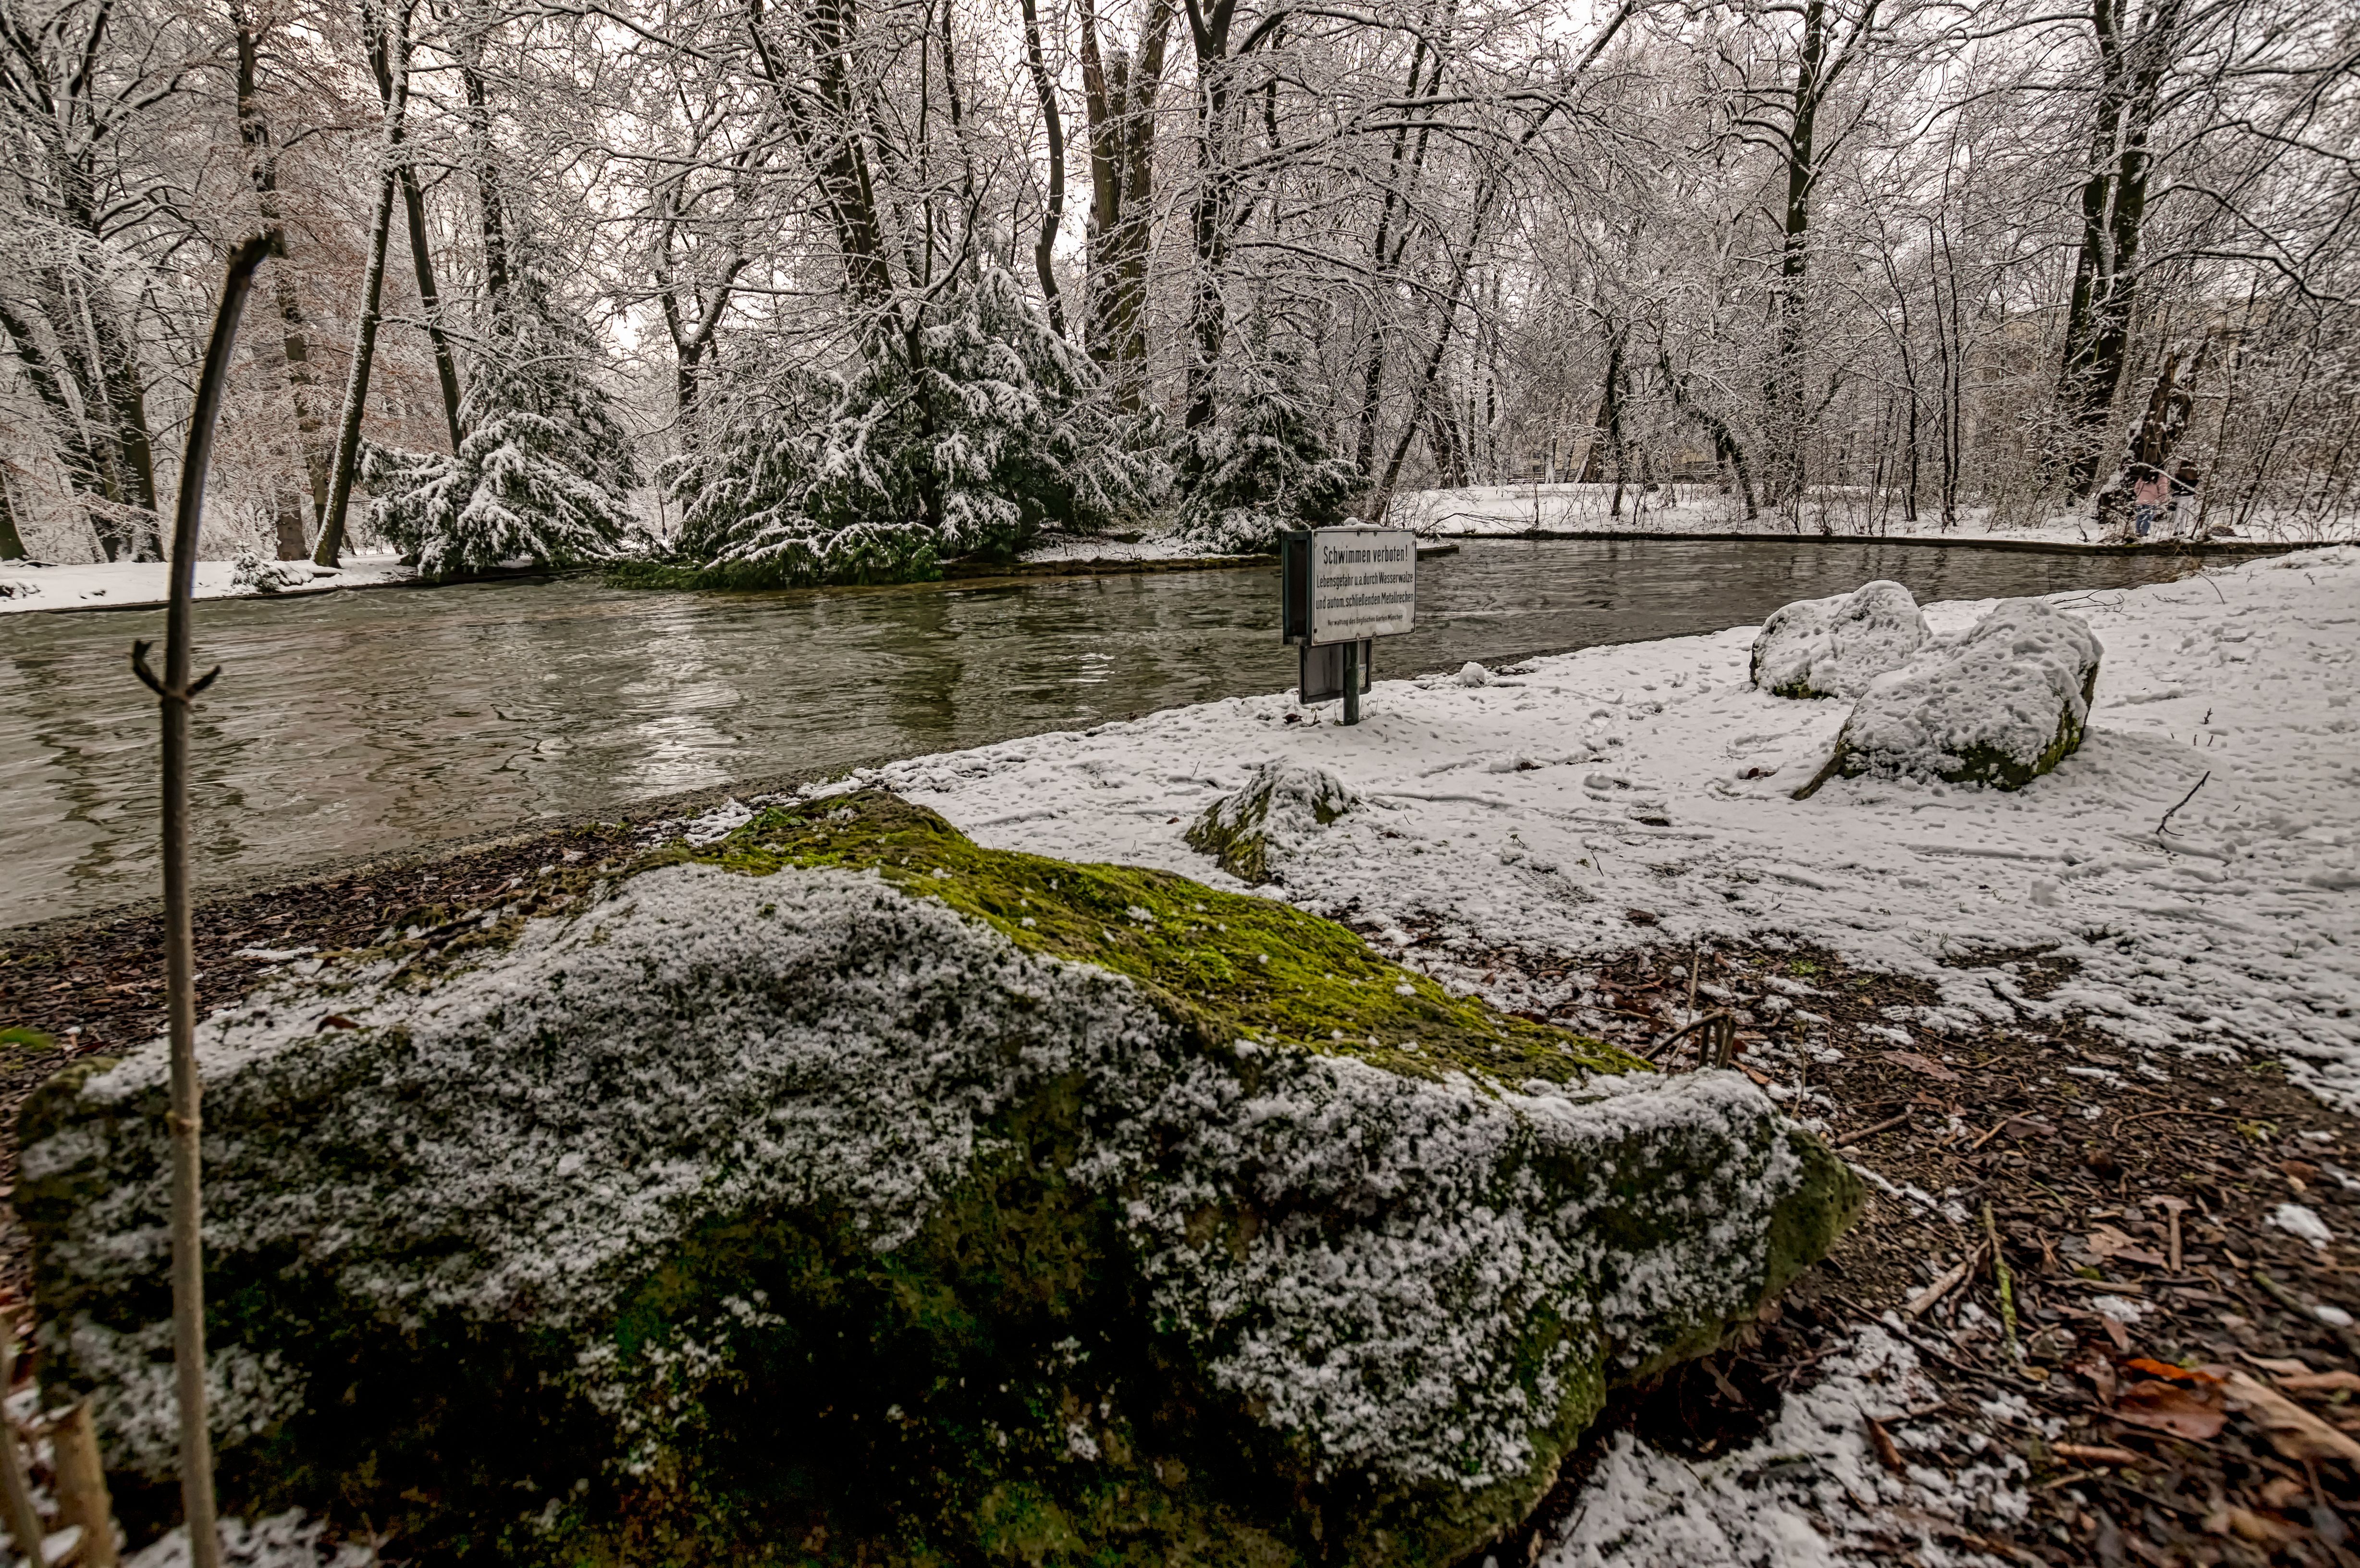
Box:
<box><xmin>0</xmin><ymin>539</ymin><xmax>2198</xmax><ymax>926</ymax></box>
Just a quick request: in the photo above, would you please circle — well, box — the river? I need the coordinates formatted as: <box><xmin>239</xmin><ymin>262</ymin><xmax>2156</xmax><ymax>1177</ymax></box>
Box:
<box><xmin>0</xmin><ymin>538</ymin><xmax>2200</xmax><ymax>928</ymax></box>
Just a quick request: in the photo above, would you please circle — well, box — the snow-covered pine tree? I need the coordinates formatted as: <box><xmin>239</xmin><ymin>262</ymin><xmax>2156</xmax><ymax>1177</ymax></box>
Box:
<box><xmin>1174</xmin><ymin>351</ymin><xmax>1359</xmax><ymax>553</ymax></box>
<box><xmin>368</xmin><ymin>267</ymin><xmax>640</xmax><ymax>577</ymax></box>
<box><xmin>659</xmin><ymin>264</ymin><xmax>1159</xmax><ymax>588</ymax></box>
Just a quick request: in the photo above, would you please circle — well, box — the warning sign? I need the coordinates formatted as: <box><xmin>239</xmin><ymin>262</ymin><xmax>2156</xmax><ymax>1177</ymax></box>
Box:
<box><xmin>1307</xmin><ymin>527</ymin><xmax>1416</xmax><ymax>646</ymax></box>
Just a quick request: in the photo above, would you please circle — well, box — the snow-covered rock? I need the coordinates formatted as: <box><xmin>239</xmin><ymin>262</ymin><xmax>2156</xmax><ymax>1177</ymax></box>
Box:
<box><xmin>1749</xmin><ymin>579</ymin><xmax>1929</xmax><ymax>699</ymax></box>
<box><xmin>228</xmin><ymin>551</ymin><xmax>312</xmax><ymax>594</ymax></box>
<box><xmin>23</xmin><ymin>792</ymin><xmax>1856</xmax><ymax>1567</ymax></box>
<box><xmin>1183</xmin><ymin>757</ymin><xmax>1359</xmax><ymax>883</ymax></box>
<box><xmin>1798</xmin><ymin>599</ymin><xmax>2103</xmax><ymax>794</ymax></box>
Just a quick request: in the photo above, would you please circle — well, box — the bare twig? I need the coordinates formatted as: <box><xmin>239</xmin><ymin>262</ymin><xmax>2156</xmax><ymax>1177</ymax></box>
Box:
<box><xmin>1834</xmin><ymin>1111</ymin><xmax>1913</xmax><ymax>1149</ymax></box>
<box><xmin>2157</xmin><ymin>771</ymin><xmax>2210</xmax><ymax>837</ymax></box>
<box><xmin>141</xmin><ymin>228</ymin><xmax>274</xmax><ymax>1568</ymax></box>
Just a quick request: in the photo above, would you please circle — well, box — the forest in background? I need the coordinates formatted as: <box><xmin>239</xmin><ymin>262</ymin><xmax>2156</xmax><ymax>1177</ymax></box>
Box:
<box><xmin>0</xmin><ymin>0</ymin><xmax>2353</xmax><ymax>581</ymax></box>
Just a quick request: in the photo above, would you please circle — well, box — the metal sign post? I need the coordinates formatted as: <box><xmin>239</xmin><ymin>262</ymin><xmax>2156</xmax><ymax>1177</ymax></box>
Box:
<box><xmin>1281</xmin><ymin>525</ymin><xmax>1416</xmax><ymax>724</ymax></box>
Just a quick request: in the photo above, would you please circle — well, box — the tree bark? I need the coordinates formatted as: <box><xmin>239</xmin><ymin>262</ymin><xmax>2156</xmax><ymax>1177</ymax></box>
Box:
<box><xmin>2051</xmin><ymin>0</ymin><xmax>2184</xmax><ymax>498</ymax></box>
<box><xmin>1017</xmin><ymin>0</ymin><xmax>1068</xmax><ymax>338</ymax></box>
<box><xmin>316</xmin><ymin>0</ymin><xmax>409</xmax><ymax>567</ymax></box>
<box><xmin>1077</xmin><ymin>0</ymin><xmax>1171</xmax><ymax>413</ymax></box>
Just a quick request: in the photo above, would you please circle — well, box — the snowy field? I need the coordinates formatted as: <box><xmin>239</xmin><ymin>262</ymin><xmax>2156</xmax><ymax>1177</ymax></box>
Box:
<box><xmin>0</xmin><ymin>551</ymin><xmax>413</xmax><ymax>613</ymax></box>
<box><xmin>1395</xmin><ymin>481</ymin><xmax>2358</xmax><ymax>549</ymax></box>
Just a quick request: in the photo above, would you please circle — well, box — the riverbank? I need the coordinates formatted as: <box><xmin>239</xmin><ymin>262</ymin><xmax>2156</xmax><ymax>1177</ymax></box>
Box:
<box><xmin>0</xmin><ymin>551</ymin><xmax>416</xmax><ymax>612</ymax></box>
<box><xmin>1398</xmin><ymin>481</ymin><xmax>2358</xmax><ymax>553</ymax></box>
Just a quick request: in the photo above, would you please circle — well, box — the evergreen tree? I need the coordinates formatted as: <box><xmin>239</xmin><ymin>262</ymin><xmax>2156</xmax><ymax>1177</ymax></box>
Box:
<box><xmin>662</xmin><ymin>265</ymin><xmax>1159</xmax><ymax>587</ymax></box>
<box><xmin>1174</xmin><ymin>353</ymin><xmax>1359</xmax><ymax>552</ymax></box>
<box><xmin>369</xmin><ymin>268</ymin><xmax>640</xmax><ymax>577</ymax></box>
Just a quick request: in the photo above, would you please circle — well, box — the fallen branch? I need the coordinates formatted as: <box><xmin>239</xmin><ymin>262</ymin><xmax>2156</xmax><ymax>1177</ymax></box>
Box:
<box><xmin>1834</xmin><ymin>1111</ymin><xmax>1913</xmax><ymax>1149</ymax></box>
<box><xmin>2157</xmin><ymin>771</ymin><xmax>2209</xmax><ymax>837</ymax></box>
<box><xmin>1907</xmin><ymin>1245</ymin><xmax>1987</xmax><ymax>1318</ymax></box>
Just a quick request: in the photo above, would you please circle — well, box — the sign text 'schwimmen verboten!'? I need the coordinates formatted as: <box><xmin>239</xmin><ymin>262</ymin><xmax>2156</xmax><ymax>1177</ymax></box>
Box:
<box><xmin>1309</xmin><ymin>528</ymin><xmax>1416</xmax><ymax>645</ymax></box>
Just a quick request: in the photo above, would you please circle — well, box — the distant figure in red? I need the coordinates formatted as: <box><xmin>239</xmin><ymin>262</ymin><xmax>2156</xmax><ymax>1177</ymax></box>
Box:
<box><xmin>2130</xmin><ymin>464</ymin><xmax>2170</xmax><ymax>539</ymax></box>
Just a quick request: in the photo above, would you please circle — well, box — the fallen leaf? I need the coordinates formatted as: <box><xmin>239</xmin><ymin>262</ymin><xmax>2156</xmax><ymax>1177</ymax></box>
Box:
<box><xmin>2277</xmin><ymin>1370</ymin><xmax>2360</xmax><ymax>1396</ymax></box>
<box><xmin>2245</xmin><ymin>1354</ymin><xmax>2316</xmax><ymax>1377</ymax></box>
<box><xmin>2224</xmin><ymin>1370</ymin><xmax>2360</xmax><ymax>1463</ymax></box>
<box><xmin>2212</xmin><ymin>1506</ymin><xmax>2306</xmax><ymax>1546</ymax></box>
<box><xmin>1882</xmin><ymin>1049</ymin><xmax>1960</xmax><ymax>1082</ymax></box>
<box><xmin>316</xmin><ymin>1014</ymin><xmax>360</xmax><ymax>1032</ymax></box>
<box><xmin>2073</xmin><ymin>1355</ymin><xmax>2119</xmax><ymax>1404</ymax></box>
<box><xmin>1865</xmin><ymin>1415</ymin><xmax>1905</xmax><ymax>1475</ymax></box>
<box><xmin>2088</xmin><ymin>1225</ymin><xmax>2169</xmax><ymax>1268</ymax></box>
<box><xmin>2126</xmin><ymin>1357</ymin><xmax>2222</xmax><ymax>1385</ymax></box>
<box><xmin>2260</xmin><ymin>1476</ymin><xmax>2309</xmax><ymax>1509</ymax></box>
<box><xmin>2112</xmin><ymin>1378</ymin><xmax>2227</xmax><ymax>1440</ymax></box>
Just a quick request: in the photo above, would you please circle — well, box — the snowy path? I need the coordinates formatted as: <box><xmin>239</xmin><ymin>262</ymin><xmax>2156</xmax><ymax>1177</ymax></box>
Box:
<box><xmin>814</xmin><ymin>544</ymin><xmax>2360</xmax><ymax>1109</ymax></box>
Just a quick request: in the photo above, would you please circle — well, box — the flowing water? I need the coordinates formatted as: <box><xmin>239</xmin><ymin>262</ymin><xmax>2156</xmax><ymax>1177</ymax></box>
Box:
<box><xmin>0</xmin><ymin>538</ymin><xmax>2201</xmax><ymax>927</ymax></box>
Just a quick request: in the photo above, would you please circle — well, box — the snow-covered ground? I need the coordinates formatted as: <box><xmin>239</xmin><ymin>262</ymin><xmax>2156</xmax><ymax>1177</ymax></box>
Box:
<box><xmin>1015</xmin><ymin>531</ymin><xmax>1250</xmax><ymax>564</ymax></box>
<box><xmin>0</xmin><ymin>551</ymin><xmax>414</xmax><ymax>613</ymax></box>
<box><xmin>1395</xmin><ymin>481</ymin><xmax>2357</xmax><ymax>549</ymax></box>
<box><xmin>823</xmin><ymin>543</ymin><xmax>2359</xmax><ymax>1111</ymax></box>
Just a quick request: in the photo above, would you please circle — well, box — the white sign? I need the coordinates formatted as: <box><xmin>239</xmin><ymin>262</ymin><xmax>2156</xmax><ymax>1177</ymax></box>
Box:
<box><xmin>1309</xmin><ymin>527</ymin><xmax>1417</xmax><ymax>645</ymax></box>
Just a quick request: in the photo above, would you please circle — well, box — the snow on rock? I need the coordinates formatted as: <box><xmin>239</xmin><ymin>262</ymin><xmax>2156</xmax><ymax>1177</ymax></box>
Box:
<box><xmin>1182</xmin><ymin>756</ymin><xmax>1358</xmax><ymax>884</ymax></box>
<box><xmin>1750</xmin><ymin>579</ymin><xmax>1930</xmax><ymax>699</ymax></box>
<box><xmin>1799</xmin><ymin>598</ymin><xmax>2102</xmax><ymax>795</ymax></box>
<box><xmin>1457</xmin><ymin>660</ymin><xmax>1494</xmax><ymax>687</ymax></box>
<box><xmin>842</xmin><ymin>545</ymin><xmax>2360</xmax><ymax>1108</ymax></box>
<box><xmin>1540</xmin><ymin>1323</ymin><xmax>2025</xmax><ymax>1568</ymax></box>
<box><xmin>23</xmin><ymin>795</ymin><xmax>1856</xmax><ymax>1567</ymax></box>
<box><xmin>229</xmin><ymin>551</ymin><xmax>315</xmax><ymax>594</ymax></box>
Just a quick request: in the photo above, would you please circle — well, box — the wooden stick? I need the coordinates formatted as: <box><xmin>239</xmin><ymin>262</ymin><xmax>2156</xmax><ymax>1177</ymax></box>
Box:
<box><xmin>0</xmin><ymin>1342</ymin><xmax>45</xmax><ymax>1568</ymax></box>
<box><xmin>1906</xmin><ymin>1246</ymin><xmax>1984</xmax><ymax>1318</ymax></box>
<box><xmin>1835</xmin><ymin>1111</ymin><xmax>1912</xmax><ymax>1149</ymax></box>
<box><xmin>51</xmin><ymin>1405</ymin><xmax>118</xmax><ymax>1568</ymax></box>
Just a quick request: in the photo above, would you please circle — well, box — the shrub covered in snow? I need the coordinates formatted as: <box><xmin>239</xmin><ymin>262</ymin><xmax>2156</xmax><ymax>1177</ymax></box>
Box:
<box><xmin>1183</xmin><ymin>758</ymin><xmax>1358</xmax><ymax>883</ymax></box>
<box><xmin>1796</xmin><ymin>599</ymin><xmax>2103</xmax><ymax>795</ymax></box>
<box><xmin>648</xmin><ymin>266</ymin><xmax>1161</xmax><ymax>589</ymax></box>
<box><xmin>366</xmin><ymin>270</ymin><xmax>640</xmax><ymax>578</ymax></box>
<box><xmin>24</xmin><ymin>792</ymin><xmax>1856</xmax><ymax>1566</ymax></box>
<box><xmin>228</xmin><ymin>551</ymin><xmax>311</xmax><ymax>595</ymax></box>
<box><xmin>1173</xmin><ymin>354</ymin><xmax>1361</xmax><ymax>553</ymax></box>
<box><xmin>1750</xmin><ymin>579</ymin><xmax>1930</xmax><ymax>699</ymax></box>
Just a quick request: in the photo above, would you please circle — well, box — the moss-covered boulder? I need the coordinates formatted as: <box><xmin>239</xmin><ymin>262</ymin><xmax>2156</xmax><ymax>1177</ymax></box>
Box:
<box><xmin>23</xmin><ymin>792</ymin><xmax>1858</xmax><ymax>1567</ymax></box>
<box><xmin>1795</xmin><ymin>599</ymin><xmax>2102</xmax><ymax>796</ymax></box>
<box><xmin>1183</xmin><ymin>759</ymin><xmax>1356</xmax><ymax>884</ymax></box>
<box><xmin>1750</xmin><ymin>579</ymin><xmax>1929</xmax><ymax>700</ymax></box>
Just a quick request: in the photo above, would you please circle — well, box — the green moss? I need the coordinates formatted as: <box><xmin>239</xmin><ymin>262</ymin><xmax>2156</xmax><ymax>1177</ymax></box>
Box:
<box><xmin>685</xmin><ymin>790</ymin><xmax>1639</xmax><ymax>1087</ymax></box>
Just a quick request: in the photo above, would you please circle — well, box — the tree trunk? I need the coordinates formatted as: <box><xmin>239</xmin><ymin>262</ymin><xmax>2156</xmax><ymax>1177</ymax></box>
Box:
<box><xmin>400</xmin><ymin>167</ymin><xmax>467</xmax><ymax>452</ymax></box>
<box><xmin>316</xmin><ymin>1</ymin><xmax>409</xmax><ymax>568</ymax></box>
<box><xmin>0</xmin><ymin>471</ymin><xmax>25</xmax><ymax>560</ymax></box>
<box><xmin>230</xmin><ymin>0</ymin><xmax>332</xmax><ymax>554</ymax></box>
<box><xmin>1017</xmin><ymin>0</ymin><xmax>1068</xmax><ymax>337</ymax></box>
<box><xmin>1077</xmin><ymin>0</ymin><xmax>1171</xmax><ymax>414</ymax></box>
<box><xmin>2051</xmin><ymin>0</ymin><xmax>2184</xmax><ymax>497</ymax></box>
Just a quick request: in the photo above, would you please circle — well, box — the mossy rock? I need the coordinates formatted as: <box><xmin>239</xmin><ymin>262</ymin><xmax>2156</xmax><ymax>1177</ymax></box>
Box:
<box><xmin>1795</xmin><ymin>599</ymin><xmax>2103</xmax><ymax>797</ymax></box>
<box><xmin>1182</xmin><ymin>760</ymin><xmax>1356</xmax><ymax>885</ymax></box>
<box><xmin>1749</xmin><ymin>580</ymin><xmax>1929</xmax><ymax>700</ymax></box>
<box><xmin>22</xmin><ymin>791</ymin><xmax>1858</xmax><ymax>1566</ymax></box>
